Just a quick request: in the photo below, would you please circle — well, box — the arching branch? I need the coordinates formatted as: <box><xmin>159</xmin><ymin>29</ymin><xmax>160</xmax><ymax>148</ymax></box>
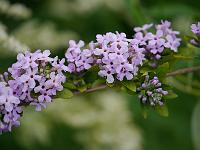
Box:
<box><xmin>78</xmin><ymin>66</ymin><xmax>200</xmax><ymax>94</ymax></box>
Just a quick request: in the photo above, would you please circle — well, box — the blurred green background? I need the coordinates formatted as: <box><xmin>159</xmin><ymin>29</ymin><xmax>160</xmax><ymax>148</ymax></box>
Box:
<box><xmin>0</xmin><ymin>0</ymin><xmax>200</xmax><ymax>150</ymax></box>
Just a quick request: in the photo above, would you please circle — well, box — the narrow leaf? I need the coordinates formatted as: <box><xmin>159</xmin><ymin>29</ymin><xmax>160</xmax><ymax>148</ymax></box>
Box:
<box><xmin>164</xmin><ymin>91</ymin><xmax>178</xmax><ymax>99</ymax></box>
<box><xmin>57</xmin><ymin>89</ymin><xmax>73</xmax><ymax>99</ymax></box>
<box><xmin>122</xmin><ymin>80</ymin><xmax>136</xmax><ymax>92</ymax></box>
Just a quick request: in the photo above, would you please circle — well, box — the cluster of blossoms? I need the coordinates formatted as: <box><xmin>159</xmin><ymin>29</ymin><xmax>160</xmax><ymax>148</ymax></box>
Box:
<box><xmin>93</xmin><ymin>32</ymin><xmax>145</xmax><ymax>83</ymax></box>
<box><xmin>0</xmin><ymin>50</ymin><xmax>67</xmax><ymax>133</ymax></box>
<box><xmin>136</xmin><ymin>75</ymin><xmax>168</xmax><ymax>106</ymax></box>
<box><xmin>133</xmin><ymin>20</ymin><xmax>181</xmax><ymax>67</ymax></box>
<box><xmin>191</xmin><ymin>22</ymin><xmax>200</xmax><ymax>36</ymax></box>
<box><xmin>0</xmin><ymin>20</ymin><xmax>183</xmax><ymax>133</ymax></box>
<box><xmin>65</xmin><ymin>20</ymin><xmax>181</xmax><ymax>83</ymax></box>
<box><xmin>65</xmin><ymin>40</ymin><xmax>94</xmax><ymax>73</ymax></box>
<box><xmin>0</xmin><ymin>74</ymin><xmax>22</xmax><ymax>133</ymax></box>
<box><xmin>65</xmin><ymin>32</ymin><xmax>145</xmax><ymax>83</ymax></box>
<box><xmin>190</xmin><ymin>22</ymin><xmax>200</xmax><ymax>47</ymax></box>
<box><xmin>8</xmin><ymin>50</ymin><xmax>67</xmax><ymax>111</ymax></box>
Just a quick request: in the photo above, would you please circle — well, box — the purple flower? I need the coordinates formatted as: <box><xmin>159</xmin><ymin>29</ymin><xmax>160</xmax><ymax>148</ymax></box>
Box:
<box><xmin>191</xmin><ymin>22</ymin><xmax>200</xmax><ymax>36</ymax></box>
<box><xmin>0</xmin><ymin>82</ymin><xmax>22</xmax><ymax>133</ymax></box>
<box><xmin>8</xmin><ymin>50</ymin><xmax>67</xmax><ymax>111</ymax></box>
<box><xmin>52</xmin><ymin>57</ymin><xmax>68</xmax><ymax>73</ymax></box>
<box><xmin>93</xmin><ymin>32</ymin><xmax>145</xmax><ymax>83</ymax></box>
<box><xmin>65</xmin><ymin>40</ymin><xmax>94</xmax><ymax>73</ymax></box>
<box><xmin>132</xmin><ymin>20</ymin><xmax>181</xmax><ymax>67</ymax></box>
<box><xmin>137</xmin><ymin>75</ymin><xmax>168</xmax><ymax>106</ymax></box>
<box><xmin>190</xmin><ymin>39</ymin><xmax>199</xmax><ymax>46</ymax></box>
<box><xmin>164</xmin><ymin>34</ymin><xmax>180</xmax><ymax>52</ymax></box>
<box><xmin>98</xmin><ymin>70</ymin><xmax>114</xmax><ymax>83</ymax></box>
<box><xmin>19</xmin><ymin>68</ymin><xmax>41</xmax><ymax>91</ymax></box>
<box><xmin>15</xmin><ymin>51</ymin><xmax>39</xmax><ymax>69</ymax></box>
<box><xmin>46</xmin><ymin>72</ymin><xmax>65</xmax><ymax>91</ymax></box>
<box><xmin>156</xmin><ymin>20</ymin><xmax>171</xmax><ymax>33</ymax></box>
<box><xmin>156</xmin><ymin>20</ymin><xmax>181</xmax><ymax>51</ymax></box>
<box><xmin>134</xmin><ymin>23</ymin><xmax>153</xmax><ymax>32</ymax></box>
<box><xmin>65</xmin><ymin>40</ymin><xmax>83</xmax><ymax>62</ymax></box>
<box><xmin>37</xmin><ymin>50</ymin><xmax>54</xmax><ymax>62</ymax></box>
<box><xmin>0</xmin><ymin>82</ymin><xmax>20</xmax><ymax>112</ymax></box>
<box><xmin>30</xmin><ymin>101</ymin><xmax>46</xmax><ymax>111</ymax></box>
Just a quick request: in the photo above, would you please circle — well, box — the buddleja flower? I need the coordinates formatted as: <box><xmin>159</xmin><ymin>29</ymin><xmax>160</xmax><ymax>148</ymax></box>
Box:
<box><xmin>8</xmin><ymin>50</ymin><xmax>67</xmax><ymax>111</ymax></box>
<box><xmin>190</xmin><ymin>22</ymin><xmax>200</xmax><ymax>47</ymax></box>
<box><xmin>65</xmin><ymin>40</ymin><xmax>94</xmax><ymax>73</ymax></box>
<box><xmin>0</xmin><ymin>82</ymin><xmax>22</xmax><ymax>133</ymax></box>
<box><xmin>191</xmin><ymin>22</ymin><xmax>200</xmax><ymax>36</ymax></box>
<box><xmin>137</xmin><ymin>75</ymin><xmax>168</xmax><ymax>106</ymax></box>
<box><xmin>93</xmin><ymin>32</ymin><xmax>145</xmax><ymax>83</ymax></box>
<box><xmin>133</xmin><ymin>20</ymin><xmax>181</xmax><ymax>67</ymax></box>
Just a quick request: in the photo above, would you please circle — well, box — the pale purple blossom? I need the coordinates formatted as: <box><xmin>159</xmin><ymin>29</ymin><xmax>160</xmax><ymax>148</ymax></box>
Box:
<box><xmin>8</xmin><ymin>50</ymin><xmax>67</xmax><ymax>111</ymax></box>
<box><xmin>191</xmin><ymin>22</ymin><xmax>200</xmax><ymax>36</ymax></box>
<box><xmin>0</xmin><ymin>82</ymin><xmax>22</xmax><ymax>133</ymax></box>
<box><xmin>93</xmin><ymin>32</ymin><xmax>145</xmax><ymax>83</ymax></box>
<box><xmin>133</xmin><ymin>20</ymin><xmax>181</xmax><ymax>67</ymax></box>
<box><xmin>65</xmin><ymin>40</ymin><xmax>94</xmax><ymax>73</ymax></box>
<box><xmin>190</xmin><ymin>39</ymin><xmax>199</xmax><ymax>46</ymax></box>
<box><xmin>134</xmin><ymin>23</ymin><xmax>153</xmax><ymax>32</ymax></box>
<box><xmin>156</xmin><ymin>20</ymin><xmax>181</xmax><ymax>52</ymax></box>
<box><xmin>0</xmin><ymin>82</ymin><xmax>20</xmax><ymax>112</ymax></box>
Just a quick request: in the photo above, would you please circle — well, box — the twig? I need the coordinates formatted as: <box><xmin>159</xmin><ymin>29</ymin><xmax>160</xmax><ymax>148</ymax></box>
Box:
<box><xmin>166</xmin><ymin>66</ymin><xmax>200</xmax><ymax>77</ymax></box>
<box><xmin>74</xmin><ymin>84</ymin><xmax>107</xmax><ymax>95</ymax></box>
<box><xmin>78</xmin><ymin>66</ymin><xmax>200</xmax><ymax>94</ymax></box>
<box><xmin>18</xmin><ymin>66</ymin><xmax>200</xmax><ymax>106</ymax></box>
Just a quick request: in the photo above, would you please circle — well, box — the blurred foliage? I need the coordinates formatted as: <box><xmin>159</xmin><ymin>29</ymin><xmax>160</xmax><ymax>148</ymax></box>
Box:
<box><xmin>0</xmin><ymin>0</ymin><xmax>200</xmax><ymax>150</ymax></box>
<box><xmin>192</xmin><ymin>100</ymin><xmax>200</xmax><ymax>150</ymax></box>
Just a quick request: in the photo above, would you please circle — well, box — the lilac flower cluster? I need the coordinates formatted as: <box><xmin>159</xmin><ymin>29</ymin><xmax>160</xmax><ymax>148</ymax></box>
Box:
<box><xmin>0</xmin><ymin>20</ymin><xmax>182</xmax><ymax>133</ymax></box>
<box><xmin>65</xmin><ymin>20</ymin><xmax>180</xmax><ymax>83</ymax></box>
<box><xmin>191</xmin><ymin>22</ymin><xmax>200</xmax><ymax>36</ymax></box>
<box><xmin>8</xmin><ymin>50</ymin><xmax>67</xmax><ymax>111</ymax></box>
<box><xmin>137</xmin><ymin>75</ymin><xmax>168</xmax><ymax>106</ymax></box>
<box><xmin>0</xmin><ymin>80</ymin><xmax>22</xmax><ymax>133</ymax></box>
<box><xmin>65</xmin><ymin>32</ymin><xmax>145</xmax><ymax>83</ymax></box>
<box><xmin>190</xmin><ymin>22</ymin><xmax>200</xmax><ymax>47</ymax></box>
<box><xmin>133</xmin><ymin>20</ymin><xmax>181</xmax><ymax>67</ymax></box>
<box><xmin>0</xmin><ymin>50</ymin><xmax>67</xmax><ymax>133</ymax></box>
<box><xmin>93</xmin><ymin>32</ymin><xmax>145</xmax><ymax>83</ymax></box>
<box><xmin>65</xmin><ymin>40</ymin><xmax>94</xmax><ymax>73</ymax></box>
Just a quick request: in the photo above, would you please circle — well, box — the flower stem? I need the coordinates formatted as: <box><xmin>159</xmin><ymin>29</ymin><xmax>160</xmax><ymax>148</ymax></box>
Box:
<box><xmin>78</xmin><ymin>66</ymin><xmax>200</xmax><ymax>94</ymax></box>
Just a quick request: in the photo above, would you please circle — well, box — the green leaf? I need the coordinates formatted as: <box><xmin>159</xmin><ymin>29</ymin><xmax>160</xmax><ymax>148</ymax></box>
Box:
<box><xmin>77</xmin><ymin>84</ymin><xmax>87</xmax><ymax>93</ymax></box>
<box><xmin>84</xmin><ymin>71</ymin><xmax>98</xmax><ymax>83</ymax></box>
<box><xmin>106</xmin><ymin>82</ymin><xmax>115</xmax><ymax>87</ymax></box>
<box><xmin>57</xmin><ymin>89</ymin><xmax>73</xmax><ymax>99</ymax></box>
<box><xmin>191</xmin><ymin>101</ymin><xmax>200</xmax><ymax>150</ymax></box>
<box><xmin>140</xmin><ymin>66</ymin><xmax>153</xmax><ymax>75</ymax></box>
<box><xmin>122</xmin><ymin>80</ymin><xmax>136</xmax><ymax>92</ymax></box>
<box><xmin>121</xmin><ymin>86</ymin><xmax>136</xmax><ymax>95</ymax></box>
<box><xmin>184</xmin><ymin>35</ymin><xmax>197</xmax><ymax>42</ymax></box>
<box><xmin>156</xmin><ymin>62</ymin><xmax>169</xmax><ymax>79</ymax></box>
<box><xmin>63</xmin><ymin>82</ymin><xmax>77</xmax><ymax>90</ymax></box>
<box><xmin>84</xmin><ymin>65</ymin><xmax>99</xmax><ymax>83</ymax></box>
<box><xmin>173</xmin><ymin>55</ymin><xmax>194</xmax><ymax>60</ymax></box>
<box><xmin>164</xmin><ymin>91</ymin><xmax>178</xmax><ymax>99</ymax></box>
<box><xmin>155</xmin><ymin>105</ymin><xmax>169</xmax><ymax>117</ymax></box>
